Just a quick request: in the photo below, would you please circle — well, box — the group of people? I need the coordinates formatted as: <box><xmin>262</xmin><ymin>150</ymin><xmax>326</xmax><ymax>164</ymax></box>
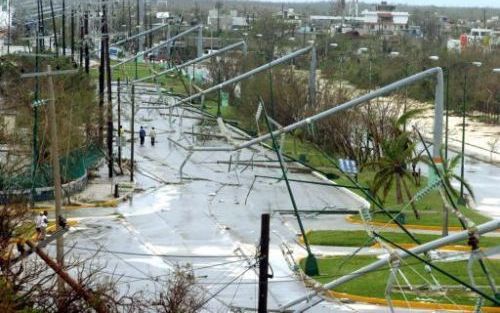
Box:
<box><xmin>139</xmin><ymin>126</ymin><xmax>156</xmax><ymax>147</ymax></box>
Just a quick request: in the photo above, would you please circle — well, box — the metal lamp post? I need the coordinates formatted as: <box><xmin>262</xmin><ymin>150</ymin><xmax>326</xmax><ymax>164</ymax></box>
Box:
<box><xmin>428</xmin><ymin>55</ymin><xmax>449</xmax><ymax>159</ymax></box>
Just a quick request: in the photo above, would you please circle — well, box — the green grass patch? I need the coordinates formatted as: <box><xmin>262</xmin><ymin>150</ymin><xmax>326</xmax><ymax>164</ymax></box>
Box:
<box><xmin>301</xmin><ymin>255</ymin><xmax>500</xmax><ymax>306</ymax></box>
<box><xmin>91</xmin><ymin>62</ymin><xmax>189</xmax><ymax>95</ymax></box>
<box><xmin>307</xmin><ymin>230</ymin><xmax>499</xmax><ymax>248</ymax></box>
<box><xmin>335</xmin><ymin>170</ymin><xmax>490</xmax><ymax>227</ymax></box>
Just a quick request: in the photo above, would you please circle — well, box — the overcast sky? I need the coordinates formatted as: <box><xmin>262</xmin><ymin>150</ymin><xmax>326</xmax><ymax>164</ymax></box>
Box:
<box><xmin>266</xmin><ymin>0</ymin><xmax>500</xmax><ymax>8</ymax></box>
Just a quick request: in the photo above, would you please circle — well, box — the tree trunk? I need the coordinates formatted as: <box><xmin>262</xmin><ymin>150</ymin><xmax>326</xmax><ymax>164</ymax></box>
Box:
<box><xmin>401</xmin><ymin>176</ymin><xmax>420</xmax><ymax>219</ymax></box>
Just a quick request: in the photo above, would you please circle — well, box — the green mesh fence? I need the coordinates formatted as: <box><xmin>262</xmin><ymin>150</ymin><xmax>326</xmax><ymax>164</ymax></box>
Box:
<box><xmin>0</xmin><ymin>145</ymin><xmax>104</xmax><ymax>191</ymax></box>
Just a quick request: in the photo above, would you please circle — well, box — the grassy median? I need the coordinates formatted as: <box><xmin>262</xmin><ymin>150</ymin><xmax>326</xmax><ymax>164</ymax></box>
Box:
<box><xmin>301</xmin><ymin>255</ymin><xmax>500</xmax><ymax>306</ymax></box>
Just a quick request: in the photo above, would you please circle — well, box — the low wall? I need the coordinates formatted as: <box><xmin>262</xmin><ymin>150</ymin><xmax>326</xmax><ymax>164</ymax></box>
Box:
<box><xmin>0</xmin><ymin>172</ymin><xmax>88</xmax><ymax>204</ymax></box>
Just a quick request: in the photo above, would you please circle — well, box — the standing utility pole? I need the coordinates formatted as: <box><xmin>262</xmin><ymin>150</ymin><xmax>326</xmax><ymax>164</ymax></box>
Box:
<box><xmin>71</xmin><ymin>9</ymin><xmax>75</xmax><ymax>61</ymax></box>
<box><xmin>49</xmin><ymin>0</ymin><xmax>58</xmax><ymax>56</ymax></box>
<box><xmin>7</xmin><ymin>0</ymin><xmax>11</xmax><ymax>54</ymax></box>
<box><xmin>38</xmin><ymin>0</ymin><xmax>45</xmax><ymax>51</ymax></box>
<box><xmin>46</xmin><ymin>65</ymin><xmax>65</xmax><ymax>294</ymax></box>
<box><xmin>130</xmin><ymin>84</ymin><xmax>135</xmax><ymax>182</ymax></box>
<box><xmin>62</xmin><ymin>0</ymin><xmax>66</xmax><ymax>55</ymax></box>
<box><xmin>84</xmin><ymin>11</ymin><xmax>90</xmax><ymax>73</ymax></box>
<box><xmin>104</xmin><ymin>4</ymin><xmax>114</xmax><ymax>178</ymax></box>
<box><xmin>117</xmin><ymin>79</ymin><xmax>122</xmax><ymax>173</ymax></box>
<box><xmin>98</xmin><ymin>66</ymin><xmax>105</xmax><ymax>148</ymax></box>
<box><xmin>258</xmin><ymin>213</ymin><xmax>270</xmax><ymax>313</ymax></box>
<box><xmin>79</xmin><ymin>13</ymin><xmax>83</xmax><ymax>67</ymax></box>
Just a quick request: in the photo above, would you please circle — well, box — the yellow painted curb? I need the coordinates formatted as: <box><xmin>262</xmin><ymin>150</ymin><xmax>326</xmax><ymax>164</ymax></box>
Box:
<box><xmin>303</xmin><ymin>234</ymin><xmax>472</xmax><ymax>252</ymax></box>
<box><xmin>46</xmin><ymin>220</ymin><xmax>79</xmax><ymax>234</ymax></box>
<box><xmin>35</xmin><ymin>199</ymin><xmax>120</xmax><ymax>210</ymax></box>
<box><xmin>327</xmin><ymin>291</ymin><xmax>500</xmax><ymax>312</ymax></box>
<box><xmin>296</xmin><ymin>259</ymin><xmax>500</xmax><ymax>312</ymax></box>
<box><xmin>370</xmin><ymin>242</ymin><xmax>472</xmax><ymax>252</ymax></box>
<box><xmin>346</xmin><ymin>215</ymin><xmax>487</xmax><ymax>232</ymax></box>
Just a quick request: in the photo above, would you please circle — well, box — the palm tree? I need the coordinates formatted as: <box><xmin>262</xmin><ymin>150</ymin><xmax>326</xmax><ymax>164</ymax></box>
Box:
<box><xmin>425</xmin><ymin>148</ymin><xmax>475</xmax><ymax>236</ymax></box>
<box><xmin>369</xmin><ymin>108</ymin><xmax>428</xmax><ymax>219</ymax></box>
<box><xmin>371</xmin><ymin>131</ymin><xmax>421</xmax><ymax>219</ymax></box>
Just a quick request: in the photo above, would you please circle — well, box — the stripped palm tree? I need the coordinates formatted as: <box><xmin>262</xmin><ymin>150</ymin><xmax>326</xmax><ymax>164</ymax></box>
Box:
<box><xmin>424</xmin><ymin>148</ymin><xmax>476</xmax><ymax>235</ymax></box>
<box><xmin>371</xmin><ymin>131</ymin><xmax>421</xmax><ymax>219</ymax></box>
<box><xmin>370</xmin><ymin>108</ymin><xmax>429</xmax><ymax>219</ymax></box>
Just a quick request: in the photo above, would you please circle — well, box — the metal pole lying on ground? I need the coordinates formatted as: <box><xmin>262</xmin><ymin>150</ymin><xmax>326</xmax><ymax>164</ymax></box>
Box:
<box><xmin>159</xmin><ymin>67</ymin><xmax>443</xmax><ymax>156</ymax></box>
<box><xmin>281</xmin><ymin>219</ymin><xmax>500</xmax><ymax>312</ymax></box>
<box><xmin>169</xmin><ymin>45</ymin><xmax>314</xmax><ymax>108</ymax></box>
<box><xmin>111</xmin><ymin>24</ymin><xmax>203</xmax><ymax>69</ymax></box>
<box><xmin>133</xmin><ymin>40</ymin><xmax>248</xmax><ymax>83</ymax></box>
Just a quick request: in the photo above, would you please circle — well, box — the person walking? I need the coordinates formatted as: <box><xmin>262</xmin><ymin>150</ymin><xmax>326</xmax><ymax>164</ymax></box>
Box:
<box><xmin>40</xmin><ymin>211</ymin><xmax>49</xmax><ymax>240</ymax></box>
<box><xmin>139</xmin><ymin>126</ymin><xmax>146</xmax><ymax>146</ymax></box>
<box><xmin>35</xmin><ymin>212</ymin><xmax>44</xmax><ymax>240</ymax></box>
<box><xmin>118</xmin><ymin>125</ymin><xmax>124</xmax><ymax>147</ymax></box>
<box><xmin>150</xmin><ymin>127</ymin><xmax>156</xmax><ymax>146</ymax></box>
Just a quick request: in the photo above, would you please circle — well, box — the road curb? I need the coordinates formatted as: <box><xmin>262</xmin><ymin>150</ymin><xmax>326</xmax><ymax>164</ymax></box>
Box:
<box><xmin>295</xmin><ymin>257</ymin><xmax>500</xmax><ymax>312</ymax></box>
<box><xmin>346</xmin><ymin>215</ymin><xmax>464</xmax><ymax>232</ymax></box>
<box><xmin>327</xmin><ymin>290</ymin><xmax>500</xmax><ymax>312</ymax></box>
<box><xmin>300</xmin><ymin>232</ymin><xmax>473</xmax><ymax>252</ymax></box>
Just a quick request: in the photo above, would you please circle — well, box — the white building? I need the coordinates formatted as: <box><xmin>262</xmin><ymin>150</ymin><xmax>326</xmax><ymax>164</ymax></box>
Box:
<box><xmin>360</xmin><ymin>4</ymin><xmax>409</xmax><ymax>36</ymax></box>
<box><xmin>274</xmin><ymin>8</ymin><xmax>302</xmax><ymax>26</ymax></box>
<box><xmin>207</xmin><ymin>9</ymin><xmax>248</xmax><ymax>31</ymax></box>
<box><xmin>309</xmin><ymin>2</ymin><xmax>408</xmax><ymax>36</ymax></box>
<box><xmin>0</xmin><ymin>0</ymin><xmax>13</xmax><ymax>31</ymax></box>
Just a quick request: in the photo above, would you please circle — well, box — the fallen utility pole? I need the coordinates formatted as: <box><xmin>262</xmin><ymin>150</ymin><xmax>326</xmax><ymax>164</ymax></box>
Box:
<box><xmin>282</xmin><ymin>219</ymin><xmax>500</xmax><ymax>312</ymax></box>
<box><xmin>25</xmin><ymin>240</ymin><xmax>108</xmax><ymax>313</ymax></box>
<box><xmin>258</xmin><ymin>213</ymin><xmax>271</xmax><ymax>313</ymax></box>
<box><xmin>159</xmin><ymin>67</ymin><xmax>443</xmax><ymax>155</ymax></box>
<box><xmin>111</xmin><ymin>24</ymin><xmax>203</xmax><ymax>69</ymax></box>
<box><xmin>133</xmin><ymin>40</ymin><xmax>248</xmax><ymax>83</ymax></box>
<box><xmin>158</xmin><ymin>45</ymin><xmax>314</xmax><ymax>109</ymax></box>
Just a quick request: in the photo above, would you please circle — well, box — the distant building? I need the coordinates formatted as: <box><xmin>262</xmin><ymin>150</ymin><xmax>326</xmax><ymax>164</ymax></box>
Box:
<box><xmin>207</xmin><ymin>9</ymin><xmax>248</xmax><ymax>31</ymax></box>
<box><xmin>274</xmin><ymin>8</ymin><xmax>302</xmax><ymax>26</ymax></box>
<box><xmin>308</xmin><ymin>2</ymin><xmax>408</xmax><ymax>36</ymax></box>
<box><xmin>360</xmin><ymin>1</ymin><xmax>409</xmax><ymax>36</ymax></box>
<box><xmin>0</xmin><ymin>0</ymin><xmax>13</xmax><ymax>31</ymax></box>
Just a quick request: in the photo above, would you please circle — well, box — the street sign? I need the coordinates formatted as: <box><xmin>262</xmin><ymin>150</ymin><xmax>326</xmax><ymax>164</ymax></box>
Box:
<box><xmin>339</xmin><ymin>158</ymin><xmax>358</xmax><ymax>175</ymax></box>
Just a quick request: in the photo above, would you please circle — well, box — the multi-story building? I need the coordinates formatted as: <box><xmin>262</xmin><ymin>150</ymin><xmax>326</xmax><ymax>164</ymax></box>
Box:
<box><xmin>207</xmin><ymin>9</ymin><xmax>248</xmax><ymax>31</ymax></box>
<box><xmin>360</xmin><ymin>1</ymin><xmax>409</xmax><ymax>36</ymax></box>
<box><xmin>0</xmin><ymin>0</ymin><xmax>12</xmax><ymax>32</ymax></box>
